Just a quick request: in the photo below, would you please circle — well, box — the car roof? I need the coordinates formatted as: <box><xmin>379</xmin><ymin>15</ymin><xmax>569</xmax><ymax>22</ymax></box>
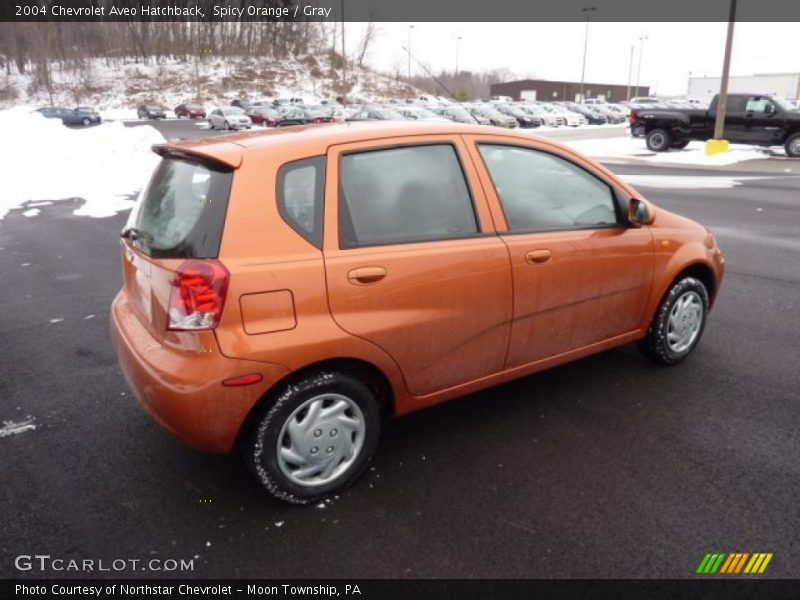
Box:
<box><xmin>153</xmin><ymin>121</ymin><xmax>570</xmax><ymax>169</ymax></box>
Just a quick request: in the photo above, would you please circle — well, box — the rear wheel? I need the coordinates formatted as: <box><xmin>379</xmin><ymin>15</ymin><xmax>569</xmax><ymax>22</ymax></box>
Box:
<box><xmin>242</xmin><ymin>371</ymin><xmax>380</xmax><ymax>504</ymax></box>
<box><xmin>785</xmin><ymin>133</ymin><xmax>800</xmax><ymax>158</ymax></box>
<box><xmin>646</xmin><ymin>128</ymin><xmax>672</xmax><ymax>152</ymax></box>
<box><xmin>638</xmin><ymin>276</ymin><xmax>709</xmax><ymax>365</ymax></box>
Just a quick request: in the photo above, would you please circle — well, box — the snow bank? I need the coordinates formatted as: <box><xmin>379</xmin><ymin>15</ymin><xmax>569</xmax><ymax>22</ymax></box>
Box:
<box><xmin>562</xmin><ymin>136</ymin><xmax>783</xmax><ymax>166</ymax></box>
<box><xmin>1</xmin><ymin>107</ymin><xmax>164</xmax><ymax>219</ymax></box>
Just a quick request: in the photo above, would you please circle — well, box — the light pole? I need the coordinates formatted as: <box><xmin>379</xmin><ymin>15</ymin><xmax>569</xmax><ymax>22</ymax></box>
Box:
<box><xmin>578</xmin><ymin>6</ymin><xmax>596</xmax><ymax>103</ymax></box>
<box><xmin>626</xmin><ymin>44</ymin><xmax>634</xmax><ymax>101</ymax></box>
<box><xmin>408</xmin><ymin>25</ymin><xmax>414</xmax><ymax>84</ymax></box>
<box><xmin>712</xmin><ymin>0</ymin><xmax>738</xmax><ymax>144</ymax></box>
<box><xmin>455</xmin><ymin>35</ymin><xmax>462</xmax><ymax>74</ymax></box>
<box><xmin>340</xmin><ymin>0</ymin><xmax>346</xmax><ymax>92</ymax></box>
<box><xmin>635</xmin><ymin>34</ymin><xmax>648</xmax><ymax>98</ymax></box>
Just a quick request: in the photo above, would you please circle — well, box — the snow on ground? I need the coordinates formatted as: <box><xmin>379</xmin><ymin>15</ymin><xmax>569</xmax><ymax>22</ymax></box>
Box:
<box><xmin>562</xmin><ymin>136</ymin><xmax>787</xmax><ymax>166</ymax></box>
<box><xmin>0</xmin><ymin>107</ymin><xmax>163</xmax><ymax>220</ymax></box>
<box><xmin>0</xmin><ymin>418</ymin><xmax>36</xmax><ymax>438</ymax></box>
<box><xmin>618</xmin><ymin>174</ymin><xmax>770</xmax><ymax>189</ymax></box>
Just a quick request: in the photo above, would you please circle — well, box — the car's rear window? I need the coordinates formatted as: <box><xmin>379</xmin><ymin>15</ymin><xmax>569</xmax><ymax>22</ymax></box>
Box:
<box><xmin>131</xmin><ymin>157</ymin><xmax>232</xmax><ymax>259</ymax></box>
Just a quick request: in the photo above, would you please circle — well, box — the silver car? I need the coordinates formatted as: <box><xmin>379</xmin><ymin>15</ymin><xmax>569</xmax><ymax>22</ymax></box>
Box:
<box><xmin>209</xmin><ymin>107</ymin><xmax>252</xmax><ymax>130</ymax></box>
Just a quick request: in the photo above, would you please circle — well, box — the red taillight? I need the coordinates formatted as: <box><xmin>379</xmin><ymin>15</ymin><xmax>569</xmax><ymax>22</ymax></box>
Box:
<box><xmin>629</xmin><ymin>111</ymin><xmax>638</xmax><ymax>125</ymax></box>
<box><xmin>168</xmin><ymin>259</ymin><xmax>229</xmax><ymax>331</ymax></box>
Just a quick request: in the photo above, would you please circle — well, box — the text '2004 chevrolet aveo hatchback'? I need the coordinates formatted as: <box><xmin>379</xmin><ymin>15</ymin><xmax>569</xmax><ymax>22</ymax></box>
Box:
<box><xmin>111</xmin><ymin>121</ymin><xmax>725</xmax><ymax>504</ymax></box>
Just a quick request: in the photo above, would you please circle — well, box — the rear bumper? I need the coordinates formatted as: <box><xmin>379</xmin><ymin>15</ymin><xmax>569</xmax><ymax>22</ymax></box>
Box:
<box><xmin>110</xmin><ymin>292</ymin><xmax>289</xmax><ymax>453</ymax></box>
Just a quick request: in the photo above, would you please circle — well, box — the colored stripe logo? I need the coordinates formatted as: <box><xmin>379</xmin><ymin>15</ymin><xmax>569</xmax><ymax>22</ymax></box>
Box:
<box><xmin>696</xmin><ymin>552</ymin><xmax>773</xmax><ymax>574</ymax></box>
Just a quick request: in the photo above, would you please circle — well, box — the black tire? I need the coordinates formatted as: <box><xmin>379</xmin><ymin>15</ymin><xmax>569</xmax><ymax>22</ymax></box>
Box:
<box><xmin>785</xmin><ymin>133</ymin><xmax>800</xmax><ymax>158</ymax></box>
<box><xmin>646</xmin><ymin>128</ymin><xmax>672</xmax><ymax>152</ymax></box>
<box><xmin>671</xmin><ymin>139</ymin><xmax>690</xmax><ymax>149</ymax></box>
<box><xmin>224</xmin><ymin>120</ymin><xmax>231</xmax><ymax>130</ymax></box>
<box><xmin>241</xmin><ymin>371</ymin><xmax>381</xmax><ymax>505</ymax></box>
<box><xmin>638</xmin><ymin>276</ymin><xmax>710</xmax><ymax>365</ymax></box>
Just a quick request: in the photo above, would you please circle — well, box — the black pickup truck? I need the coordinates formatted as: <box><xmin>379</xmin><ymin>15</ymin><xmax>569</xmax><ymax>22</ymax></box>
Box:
<box><xmin>630</xmin><ymin>93</ymin><xmax>800</xmax><ymax>157</ymax></box>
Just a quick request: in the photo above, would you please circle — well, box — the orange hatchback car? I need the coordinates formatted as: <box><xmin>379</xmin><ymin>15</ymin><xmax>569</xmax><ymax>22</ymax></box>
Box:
<box><xmin>111</xmin><ymin>122</ymin><xmax>724</xmax><ymax>503</ymax></box>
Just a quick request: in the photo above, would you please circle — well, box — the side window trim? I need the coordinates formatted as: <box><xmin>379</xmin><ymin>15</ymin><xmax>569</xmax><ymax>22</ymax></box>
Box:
<box><xmin>474</xmin><ymin>141</ymin><xmax>627</xmax><ymax>234</ymax></box>
<box><xmin>277</xmin><ymin>155</ymin><xmax>326</xmax><ymax>249</ymax></box>
<box><xmin>337</xmin><ymin>141</ymin><xmax>484</xmax><ymax>250</ymax></box>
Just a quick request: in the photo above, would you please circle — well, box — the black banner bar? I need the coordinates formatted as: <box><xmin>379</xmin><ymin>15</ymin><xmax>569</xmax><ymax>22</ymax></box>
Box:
<box><xmin>3</xmin><ymin>0</ymin><xmax>800</xmax><ymax>22</ymax></box>
<box><xmin>4</xmin><ymin>579</ymin><xmax>800</xmax><ymax>600</ymax></box>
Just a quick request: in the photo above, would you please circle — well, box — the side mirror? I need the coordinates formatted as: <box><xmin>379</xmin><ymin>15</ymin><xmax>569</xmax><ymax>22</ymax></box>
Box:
<box><xmin>628</xmin><ymin>198</ymin><xmax>655</xmax><ymax>226</ymax></box>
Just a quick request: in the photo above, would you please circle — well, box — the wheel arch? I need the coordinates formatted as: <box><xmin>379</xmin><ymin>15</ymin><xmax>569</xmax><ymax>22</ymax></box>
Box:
<box><xmin>235</xmin><ymin>357</ymin><xmax>396</xmax><ymax>452</ymax></box>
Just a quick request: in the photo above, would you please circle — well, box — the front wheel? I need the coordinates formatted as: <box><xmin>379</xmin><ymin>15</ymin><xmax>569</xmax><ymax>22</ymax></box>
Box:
<box><xmin>638</xmin><ymin>276</ymin><xmax>709</xmax><ymax>365</ymax></box>
<box><xmin>646</xmin><ymin>128</ymin><xmax>672</xmax><ymax>152</ymax></box>
<box><xmin>81</xmin><ymin>118</ymin><xmax>90</xmax><ymax>126</ymax></box>
<box><xmin>242</xmin><ymin>371</ymin><xmax>381</xmax><ymax>504</ymax></box>
<box><xmin>785</xmin><ymin>133</ymin><xmax>800</xmax><ymax>158</ymax></box>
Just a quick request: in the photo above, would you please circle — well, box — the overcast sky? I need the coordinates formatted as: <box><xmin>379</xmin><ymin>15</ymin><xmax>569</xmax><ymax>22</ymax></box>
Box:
<box><xmin>348</xmin><ymin>22</ymin><xmax>800</xmax><ymax>96</ymax></box>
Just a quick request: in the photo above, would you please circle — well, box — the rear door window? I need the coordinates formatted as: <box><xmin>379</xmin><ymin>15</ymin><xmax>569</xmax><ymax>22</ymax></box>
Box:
<box><xmin>130</xmin><ymin>157</ymin><xmax>232</xmax><ymax>258</ymax></box>
<box><xmin>277</xmin><ymin>156</ymin><xmax>325</xmax><ymax>248</ymax></box>
<box><xmin>338</xmin><ymin>144</ymin><xmax>478</xmax><ymax>248</ymax></box>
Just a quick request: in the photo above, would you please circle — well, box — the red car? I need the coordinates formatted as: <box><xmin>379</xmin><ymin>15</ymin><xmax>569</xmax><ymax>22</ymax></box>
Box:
<box><xmin>246</xmin><ymin>106</ymin><xmax>282</xmax><ymax>127</ymax></box>
<box><xmin>174</xmin><ymin>103</ymin><xmax>206</xmax><ymax>119</ymax></box>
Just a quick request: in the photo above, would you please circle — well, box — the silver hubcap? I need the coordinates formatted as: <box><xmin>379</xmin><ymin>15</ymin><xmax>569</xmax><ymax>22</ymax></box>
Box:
<box><xmin>650</xmin><ymin>133</ymin><xmax>665</xmax><ymax>148</ymax></box>
<box><xmin>790</xmin><ymin>138</ymin><xmax>800</xmax><ymax>155</ymax></box>
<box><xmin>667</xmin><ymin>291</ymin><xmax>704</xmax><ymax>353</ymax></box>
<box><xmin>276</xmin><ymin>393</ymin><xmax>365</xmax><ymax>488</ymax></box>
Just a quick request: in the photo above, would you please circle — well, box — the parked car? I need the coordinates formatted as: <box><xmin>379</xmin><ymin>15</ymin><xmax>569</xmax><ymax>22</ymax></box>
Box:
<box><xmin>631</xmin><ymin>93</ymin><xmax>800</xmax><ymax>156</ymax></box>
<box><xmin>432</xmin><ymin>105</ymin><xmax>487</xmax><ymax>125</ymax></box>
<box><xmin>302</xmin><ymin>107</ymin><xmax>336</xmax><ymax>124</ymax></box>
<box><xmin>495</xmin><ymin>104</ymin><xmax>542</xmax><ymax>128</ymax></box>
<box><xmin>587</xmin><ymin>104</ymin><xmax>627</xmax><ymax>124</ymax></box>
<box><xmin>466</xmin><ymin>104</ymin><xmax>518</xmax><ymax>128</ymax></box>
<box><xmin>208</xmin><ymin>106</ymin><xmax>252</xmax><ymax>130</ymax></box>
<box><xmin>113</xmin><ymin>120</ymin><xmax>725</xmax><ymax>504</ymax></box>
<box><xmin>346</xmin><ymin>107</ymin><xmax>407</xmax><ymax>121</ymax></box>
<box><xmin>561</xmin><ymin>102</ymin><xmax>609</xmax><ymax>125</ymax></box>
<box><xmin>274</xmin><ymin>105</ymin><xmax>312</xmax><ymax>126</ymax></box>
<box><xmin>519</xmin><ymin>103</ymin><xmax>563</xmax><ymax>127</ymax></box>
<box><xmin>396</xmin><ymin>106</ymin><xmax>450</xmax><ymax>122</ymax></box>
<box><xmin>175</xmin><ymin>103</ymin><xmax>207</xmax><ymax>119</ymax></box>
<box><xmin>538</xmin><ymin>102</ymin><xmax>585</xmax><ymax>127</ymax></box>
<box><xmin>36</xmin><ymin>106</ymin><xmax>101</xmax><ymax>126</ymax></box>
<box><xmin>137</xmin><ymin>105</ymin><xmax>167</xmax><ymax>120</ymax></box>
<box><xmin>247</xmin><ymin>106</ymin><xmax>283</xmax><ymax>127</ymax></box>
<box><xmin>231</xmin><ymin>99</ymin><xmax>254</xmax><ymax>112</ymax></box>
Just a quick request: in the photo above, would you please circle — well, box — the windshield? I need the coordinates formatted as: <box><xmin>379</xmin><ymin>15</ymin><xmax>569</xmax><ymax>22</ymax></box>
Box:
<box><xmin>771</xmin><ymin>96</ymin><xmax>795</xmax><ymax>111</ymax></box>
<box><xmin>374</xmin><ymin>108</ymin><xmax>404</xmax><ymax>119</ymax></box>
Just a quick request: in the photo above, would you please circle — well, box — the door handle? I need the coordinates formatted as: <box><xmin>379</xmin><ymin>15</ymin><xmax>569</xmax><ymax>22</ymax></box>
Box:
<box><xmin>347</xmin><ymin>266</ymin><xmax>387</xmax><ymax>285</ymax></box>
<box><xmin>525</xmin><ymin>249</ymin><xmax>552</xmax><ymax>264</ymax></box>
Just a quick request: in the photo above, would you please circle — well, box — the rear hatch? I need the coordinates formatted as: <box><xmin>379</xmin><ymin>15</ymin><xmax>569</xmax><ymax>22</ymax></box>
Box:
<box><xmin>121</xmin><ymin>152</ymin><xmax>234</xmax><ymax>343</ymax></box>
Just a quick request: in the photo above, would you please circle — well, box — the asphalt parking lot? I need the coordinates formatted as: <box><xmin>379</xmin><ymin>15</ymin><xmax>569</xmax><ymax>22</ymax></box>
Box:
<box><xmin>1</xmin><ymin>131</ymin><xmax>799</xmax><ymax>578</ymax></box>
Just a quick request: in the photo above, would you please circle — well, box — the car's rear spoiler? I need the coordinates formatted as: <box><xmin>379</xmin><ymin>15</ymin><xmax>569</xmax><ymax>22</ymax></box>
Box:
<box><xmin>151</xmin><ymin>142</ymin><xmax>243</xmax><ymax>169</ymax></box>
